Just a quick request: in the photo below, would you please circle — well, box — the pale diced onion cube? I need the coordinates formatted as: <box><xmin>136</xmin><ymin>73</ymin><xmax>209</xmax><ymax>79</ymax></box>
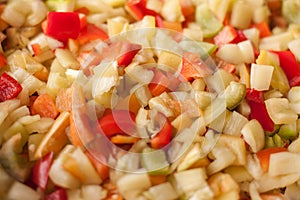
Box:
<box><xmin>250</xmin><ymin>63</ymin><xmax>274</xmax><ymax>91</ymax></box>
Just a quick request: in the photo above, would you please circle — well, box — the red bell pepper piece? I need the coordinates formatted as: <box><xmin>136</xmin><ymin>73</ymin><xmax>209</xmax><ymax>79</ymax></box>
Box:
<box><xmin>94</xmin><ymin>110</ymin><xmax>136</xmax><ymax>137</ymax></box>
<box><xmin>0</xmin><ymin>72</ymin><xmax>22</xmax><ymax>102</ymax></box>
<box><xmin>45</xmin><ymin>188</ymin><xmax>67</xmax><ymax>200</ymax></box>
<box><xmin>77</xmin><ymin>23</ymin><xmax>108</xmax><ymax>45</ymax></box>
<box><xmin>214</xmin><ymin>26</ymin><xmax>247</xmax><ymax>47</ymax></box>
<box><xmin>31</xmin><ymin>152</ymin><xmax>54</xmax><ymax>190</ymax></box>
<box><xmin>180</xmin><ymin>52</ymin><xmax>213</xmax><ymax>81</ymax></box>
<box><xmin>45</xmin><ymin>12</ymin><xmax>81</xmax><ymax>42</ymax></box>
<box><xmin>271</xmin><ymin>50</ymin><xmax>300</xmax><ymax>87</ymax></box>
<box><xmin>151</xmin><ymin>114</ymin><xmax>173</xmax><ymax>149</ymax></box>
<box><xmin>113</xmin><ymin>41</ymin><xmax>142</xmax><ymax>66</ymax></box>
<box><xmin>126</xmin><ymin>0</ymin><xmax>158</xmax><ymax>20</ymax></box>
<box><xmin>246</xmin><ymin>89</ymin><xmax>274</xmax><ymax>132</ymax></box>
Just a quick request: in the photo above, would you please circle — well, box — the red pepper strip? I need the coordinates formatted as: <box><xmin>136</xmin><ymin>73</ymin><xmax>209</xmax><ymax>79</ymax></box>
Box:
<box><xmin>45</xmin><ymin>188</ymin><xmax>67</xmax><ymax>200</ymax></box>
<box><xmin>94</xmin><ymin>110</ymin><xmax>136</xmax><ymax>137</ymax></box>
<box><xmin>126</xmin><ymin>0</ymin><xmax>158</xmax><ymax>20</ymax></box>
<box><xmin>113</xmin><ymin>41</ymin><xmax>142</xmax><ymax>66</ymax></box>
<box><xmin>181</xmin><ymin>52</ymin><xmax>213</xmax><ymax>81</ymax></box>
<box><xmin>77</xmin><ymin>23</ymin><xmax>108</xmax><ymax>46</ymax></box>
<box><xmin>151</xmin><ymin>113</ymin><xmax>173</xmax><ymax>149</ymax></box>
<box><xmin>231</xmin><ymin>30</ymin><xmax>247</xmax><ymax>44</ymax></box>
<box><xmin>213</xmin><ymin>26</ymin><xmax>247</xmax><ymax>48</ymax></box>
<box><xmin>31</xmin><ymin>152</ymin><xmax>54</xmax><ymax>190</ymax></box>
<box><xmin>0</xmin><ymin>72</ymin><xmax>22</xmax><ymax>102</ymax></box>
<box><xmin>271</xmin><ymin>50</ymin><xmax>300</xmax><ymax>87</ymax></box>
<box><xmin>246</xmin><ymin>89</ymin><xmax>274</xmax><ymax>132</ymax></box>
<box><xmin>45</xmin><ymin>12</ymin><xmax>81</xmax><ymax>42</ymax></box>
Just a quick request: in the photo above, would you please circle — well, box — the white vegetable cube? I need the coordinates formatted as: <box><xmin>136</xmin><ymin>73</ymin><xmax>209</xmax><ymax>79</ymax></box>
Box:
<box><xmin>216</xmin><ymin>44</ymin><xmax>244</xmax><ymax>64</ymax></box>
<box><xmin>230</xmin><ymin>1</ymin><xmax>252</xmax><ymax>29</ymax></box>
<box><xmin>174</xmin><ymin>168</ymin><xmax>208</xmax><ymax>197</ymax></box>
<box><xmin>250</xmin><ymin>63</ymin><xmax>274</xmax><ymax>91</ymax></box>
<box><xmin>265</xmin><ymin>98</ymin><xmax>298</xmax><ymax>124</ymax></box>
<box><xmin>241</xmin><ymin>119</ymin><xmax>265</xmax><ymax>153</ymax></box>
<box><xmin>269</xmin><ymin>152</ymin><xmax>300</xmax><ymax>176</ymax></box>
<box><xmin>117</xmin><ymin>173</ymin><xmax>151</xmax><ymax>198</ymax></box>
<box><xmin>147</xmin><ymin>182</ymin><xmax>178</xmax><ymax>200</ymax></box>
<box><xmin>238</xmin><ymin>40</ymin><xmax>254</xmax><ymax>63</ymax></box>
<box><xmin>243</xmin><ymin>28</ymin><xmax>260</xmax><ymax>48</ymax></box>
<box><xmin>288</xmin><ymin>38</ymin><xmax>300</xmax><ymax>61</ymax></box>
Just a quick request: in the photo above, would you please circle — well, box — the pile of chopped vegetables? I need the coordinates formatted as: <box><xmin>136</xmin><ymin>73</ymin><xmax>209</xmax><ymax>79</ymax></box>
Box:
<box><xmin>1</xmin><ymin>0</ymin><xmax>300</xmax><ymax>199</ymax></box>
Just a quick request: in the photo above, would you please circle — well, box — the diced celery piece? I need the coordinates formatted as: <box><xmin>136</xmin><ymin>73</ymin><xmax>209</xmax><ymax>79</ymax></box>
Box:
<box><xmin>224</xmin><ymin>81</ymin><xmax>246</xmax><ymax>110</ymax></box>
<box><xmin>3</xmin><ymin>121</ymin><xmax>28</xmax><ymax>152</ymax></box>
<box><xmin>140</xmin><ymin>148</ymin><xmax>169</xmax><ymax>175</ymax></box>
<box><xmin>265</xmin><ymin>135</ymin><xmax>275</xmax><ymax>148</ymax></box>
<box><xmin>195</xmin><ymin>4</ymin><xmax>223</xmax><ymax>38</ymax></box>
<box><xmin>278</xmin><ymin>123</ymin><xmax>298</xmax><ymax>140</ymax></box>
<box><xmin>179</xmin><ymin>40</ymin><xmax>217</xmax><ymax>59</ymax></box>
<box><xmin>273</xmin><ymin>134</ymin><xmax>286</xmax><ymax>147</ymax></box>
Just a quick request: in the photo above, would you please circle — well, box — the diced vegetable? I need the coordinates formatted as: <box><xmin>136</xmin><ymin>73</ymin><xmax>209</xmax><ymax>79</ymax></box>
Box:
<box><xmin>265</xmin><ymin>98</ymin><xmax>298</xmax><ymax>124</ymax></box>
<box><xmin>256</xmin><ymin>147</ymin><xmax>287</xmax><ymax>172</ymax></box>
<box><xmin>7</xmin><ymin>181</ymin><xmax>40</xmax><ymax>200</ymax></box>
<box><xmin>272</xmin><ymin>50</ymin><xmax>300</xmax><ymax>87</ymax></box>
<box><xmin>45</xmin><ymin>12</ymin><xmax>81</xmax><ymax>42</ymax></box>
<box><xmin>0</xmin><ymin>133</ymin><xmax>31</xmax><ymax>182</ymax></box>
<box><xmin>250</xmin><ymin>63</ymin><xmax>274</xmax><ymax>91</ymax></box>
<box><xmin>246</xmin><ymin>89</ymin><xmax>274</xmax><ymax>132</ymax></box>
<box><xmin>195</xmin><ymin>4</ymin><xmax>223</xmax><ymax>38</ymax></box>
<box><xmin>94</xmin><ymin>109</ymin><xmax>136</xmax><ymax>137</ymax></box>
<box><xmin>49</xmin><ymin>145</ymin><xmax>81</xmax><ymax>189</ymax></box>
<box><xmin>146</xmin><ymin>182</ymin><xmax>178</xmax><ymax>200</ymax></box>
<box><xmin>30</xmin><ymin>94</ymin><xmax>59</xmax><ymax>119</ymax></box>
<box><xmin>31</xmin><ymin>151</ymin><xmax>54</xmax><ymax>190</ymax></box>
<box><xmin>224</xmin><ymin>81</ymin><xmax>246</xmax><ymax>110</ymax></box>
<box><xmin>150</xmin><ymin>113</ymin><xmax>172</xmax><ymax>149</ymax></box>
<box><xmin>141</xmin><ymin>147</ymin><xmax>169</xmax><ymax>175</ymax></box>
<box><xmin>45</xmin><ymin>188</ymin><xmax>67</xmax><ymax>200</ymax></box>
<box><xmin>34</xmin><ymin>112</ymin><xmax>70</xmax><ymax>159</ymax></box>
<box><xmin>0</xmin><ymin>72</ymin><xmax>23</xmax><ymax>103</ymax></box>
<box><xmin>241</xmin><ymin>119</ymin><xmax>265</xmax><ymax>153</ymax></box>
